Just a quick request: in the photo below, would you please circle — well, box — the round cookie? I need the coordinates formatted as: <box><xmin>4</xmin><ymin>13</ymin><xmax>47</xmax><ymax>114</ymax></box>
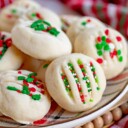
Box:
<box><xmin>37</xmin><ymin>61</ymin><xmax>51</xmax><ymax>82</ymax></box>
<box><xmin>0</xmin><ymin>70</ymin><xmax>51</xmax><ymax>124</ymax></box>
<box><xmin>21</xmin><ymin>7</ymin><xmax>62</xmax><ymax>28</ymax></box>
<box><xmin>45</xmin><ymin>53</ymin><xmax>106</xmax><ymax>112</ymax></box>
<box><xmin>12</xmin><ymin>20</ymin><xmax>72</xmax><ymax>60</ymax></box>
<box><xmin>74</xmin><ymin>28</ymin><xmax>127</xmax><ymax>79</ymax></box>
<box><xmin>0</xmin><ymin>0</ymin><xmax>40</xmax><ymax>32</ymax></box>
<box><xmin>67</xmin><ymin>16</ymin><xmax>105</xmax><ymax>47</ymax></box>
<box><xmin>0</xmin><ymin>32</ymin><xmax>25</xmax><ymax>71</ymax></box>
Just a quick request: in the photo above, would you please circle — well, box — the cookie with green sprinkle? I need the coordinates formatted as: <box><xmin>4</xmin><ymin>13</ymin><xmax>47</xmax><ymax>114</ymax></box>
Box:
<box><xmin>0</xmin><ymin>70</ymin><xmax>51</xmax><ymax>124</ymax></box>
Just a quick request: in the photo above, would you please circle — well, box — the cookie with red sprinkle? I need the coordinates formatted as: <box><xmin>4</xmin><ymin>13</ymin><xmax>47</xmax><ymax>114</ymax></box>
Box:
<box><xmin>12</xmin><ymin>20</ymin><xmax>72</xmax><ymax>60</ymax></box>
<box><xmin>0</xmin><ymin>31</ymin><xmax>25</xmax><ymax>71</ymax></box>
<box><xmin>0</xmin><ymin>70</ymin><xmax>51</xmax><ymax>124</ymax></box>
<box><xmin>45</xmin><ymin>53</ymin><xmax>106</xmax><ymax>112</ymax></box>
<box><xmin>67</xmin><ymin>16</ymin><xmax>105</xmax><ymax>49</ymax></box>
<box><xmin>74</xmin><ymin>27</ymin><xmax>127</xmax><ymax>79</ymax></box>
<box><xmin>21</xmin><ymin>7</ymin><xmax>62</xmax><ymax>29</ymax></box>
<box><xmin>0</xmin><ymin>0</ymin><xmax>40</xmax><ymax>32</ymax></box>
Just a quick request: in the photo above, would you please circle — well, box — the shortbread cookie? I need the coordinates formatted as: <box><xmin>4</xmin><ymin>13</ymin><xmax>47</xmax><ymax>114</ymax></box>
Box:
<box><xmin>37</xmin><ymin>61</ymin><xmax>51</xmax><ymax>82</ymax></box>
<box><xmin>12</xmin><ymin>20</ymin><xmax>72</xmax><ymax>60</ymax></box>
<box><xmin>67</xmin><ymin>16</ymin><xmax>105</xmax><ymax>47</ymax></box>
<box><xmin>74</xmin><ymin>28</ymin><xmax>127</xmax><ymax>79</ymax></box>
<box><xmin>21</xmin><ymin>7</ymin><xmax>62</xmax><ymax>28</ymax></box>
<box><xmin>45</xmin><ymin>53</ymin><xmax>106</xmax><ymax>112</ymax></box>
<box><xmin>0</xmin><ymin>0</ymin><xmax>40</xmax><ymax>32</ymax></box>
<box><xmin>0</xmin><ymin>32</ymin><xmax>24</xmax><ymax>71</ymax></box>
<box><xmin>0</xmin><ymin>70</ymin><xmax>51</xmax><ymax>124</ymax></box>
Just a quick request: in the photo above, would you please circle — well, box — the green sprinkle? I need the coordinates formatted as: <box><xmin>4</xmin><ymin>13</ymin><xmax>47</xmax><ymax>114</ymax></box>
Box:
<box><xmin>11</xmin><ymin>9</ymin><xmax>17</xmax><ymax>14</ymax></box>
<box><xmin>82</xmin><ymin>77</ymin><xmax>87</xmax><ymax>81</ymax></box>
<box><xmin>97</xmin><ymin>87</ymin><xmax>100</xmax><ymax>90</ymax></box>
<box><xmin>64</xmin><ymin>80</ymin><xmax>69</xmax><ymax>86</ymax></box>
<box><xmin>88</xmin><ymin>89</ymin><xmax>92</xmax><ymax>92</ymax></box>
<box><xmin>32</xmin><ymin>94</ymin><xmax>41</xmax><ymax>100</ymax></box>
<box><xmin>91</xmin><ymin>67</ymin><xmax>95</xmax><ymax>72</ymax></box>
<box><xmin>75</xmin><ymin>79</ymin><xmax>79</xmax><ymax>83</ymax></box>
<box><xmin>26</xmin><ymin>77</ymin><xmax>34</xmax><ymax>82</ymax></box>
<box><xmin>43</xmin><ymin>64</ymin><xmax>49</xmax><ymax>68</ymax></box>
<box><xmin>89</xmin><ymin>99</ymin><xmax>93</xmax><ymax>102</ymax></box>
<box><xmin>104</xmin><ymin>44</ymin><xmax>110</xmax><ymax>51</ymax></box>
<box><xmin>22</xmin><ymin>86</ymin><xmax>30</xmax><ymax>95</ymax></box>
<box><xmin>87</xmin><ymin>83</ymin><xmax>91</xmax><ymax>88</ymax></box>
<box><xmin>117</xmin><ymin>50</ymin><xmax>121</xmax><ymax>55</ymax></box>
<box><xmin>66</xmin><ymin>88</ymin><xmax>70</xmax><ymax>92</ymax></box>
<box><xmin>81</xmin><ymin>21</ymin><xmax>87</xmax><ymax>26</ymax></box>
<box><xmin>81</xmin><ymin>68</ymin><xmax>86</xmax><ymax>72</ymax></box>
<box><xmin>28</xmin><ymin>72</ymin><xmax>37</xmax><ymax>77</ymax></box>
<box><xmin>97</xmin><ymin>50</ymin><xmax>103</xmax><ymax>56</ymax></box>
<box><xmin>18</xmin><ymin>76</ymin><xmax>26</xmax><ymax>80</ymax></box>
<box><xmin>7</xmin><ymin>86</ymin><xmax>18</xmax><ymax>91</ymax></box>
<box><xmin>42</xmin><ymin>20</ymin><xmax>51</xmax><ymax>26</ymax></box>
<box><xmin>35</xmin><ymin>25</ymin><xmax>45</xmax><ymax>31</ymax></box>
<box><xmin>31</xmin><ymin>13</ymin><xmax>36</xmax><ymax>17</ymax></box>
<box><xmin>48</xmin><ymin>28</ymin><xmax>60</xmax><ymax>36</ymax></box>
<box><xmin>30</xmin><ymin>20</ymin><xmax>43</xmax><ymax>28</ymax></box>
<box><xmin>77</xmin><ymin>59</ymin><xmax>83</xmax><ymax>65</ymax></box>
<box><xmin>83</xmin><ymin>102</ymin><xmax>86</xmax><ymax>104</ymax></box>
<box><xmin>102</xmin><ymin>36</ymin><xmax>106</xmax><ymax>41</ymax></box>
<box><xmin>95</xmin><ymin>76</ymin><xmax>99</xmax><ymax>83</ymax></box>
<box><xmin>95</xmin><ymin>44</ymin><xmax>102</xmax><ymax>50</ymax></box>
<box><xmin>101</xmin><ymin>41</ymin><xmax>106</xmax><ymax>46</ymax></box>
<box><xmin>118</xmin><ymin>56</ymin><xmax>123</xmax><ymax>62</ymax></box>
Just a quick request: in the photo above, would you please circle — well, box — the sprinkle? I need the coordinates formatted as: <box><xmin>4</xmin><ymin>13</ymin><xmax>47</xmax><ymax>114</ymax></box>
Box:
<box><xmin>117</xmin><ymin>50</ymin><xmax>121</xmax><ymax>55</ymax></box>
<box><xmin>42</xmin><ymin>20</ymin><xmax>51</xmax><ymax>26</ymax></box>
<box><xmin>17</xmin><ymin>90</ymin><xmax>21</xmax><ymax>93</ymax></box>
<box><xmin>116</xmin><ymin>36</ymin><xmax>122</xmax><ymax>42</ymax></box>
<box><xmin>36</xmin><ymin>13</ymin><xmax>42</xmax><ymax>19</ymax></box>
<box><xmin>82</xmin><ymin>77</ymin><xmax>87</xmax><ymax>81</ymax></box>
<box><xmin>118</xmin><ymin>56</ymin><xmax>123</xmax><ymax>62</ymax></box>
<box><xmin>89</xmin><ymin>99</ymin><xmax>93</xmax><ymax>102</ymax></box>
<box><xmin>97</xmin><ymin>87</ymin><xmax>100</xmax><ymax>90</ymax></box>
<box><xmin>87</xmin><ymin>19</ymin><xmax>91</xmax><ymax>22</ymax></box>
<box><xmin>81</xmin><ymin>21</ymin><xmax>86</xmax><ymax>26</ymax></box>
<box><xmin>31</xmin><ymin>13</ymin><xmax>36</xmax><ymax>17</ymax></box>
<box><xmin>18</xmin><ymin>76</ymin><xmax>26</xmax><ymax>80</ymax></box>
<box><xmin>43</xmin><ymin>64</ymin><xmax>49</xmax><ymax>68</ymax></box>
<box><xmin>29</xmin><ymin>87</ymin><xmax>36</xmax><ymax>92</ymax></box>
<box><xmin>0</xmin><ymin>51</ymin><xmax>2</xmax><ymax>55</ymax></box>
<box><xmin>95</xmin><ymin>44</ymin><xmax>102</xmax><ymax>50</ymax></box>
<box><xmin>26</xmin><ymin>77</ymin><xmax>34</xmax><ymax>82</ymax></box>
<box><xmin>97</xmin><ymin>36</ymin><xmax>101</xmax><ymax>42</ymax></box>
<box><xmin>22</xmin><ymin>85</ymin><xmax>30</xmax><ymax>95</ymax></box>
<box><xmin>11</xmin><ymin>9</ymin><xmax>17</xmax><ymax>14</ymax></box>
<box><xmin>5</xmin><ymin>38</ymin><xmax>12</xmax><ymax>47</ymax></box>
<box><xmin>7</xmin><ymin>86</ymin><xmax>18</xmax><ymax>91</ymax></box>
<box><xmin>102</xmin><ymin>36</ymin><xmax>106</xmax><ymax>41</ymax></box>
<box><xmin>97</xmin><ymin>50</ymin><xmax>103</xmax><ymax>56</ymax></box>
<box><xmin>0</xmin><ymin>40</ymin><xmax>3</xmax><ymax>47</ymax></box>
<box><xmin>48</xmin><ymin>28</ymin><xmax>60</xmax><ymax>37</ymax></box>
<box><xmin>105</xmin><ymin>29</ymin><xmax>109</xmax><ymax>35</ymax></box>
<box><xmin>32</xmin><ymin>94</ymin><xmax>41</xmax><ymax>100</ymax></box>
<box><xmin>106</xmin><ymin>38</ymin><xmax>111</xmax><ymax>43</ymax></box>
<box><xmin>96</xmin><ymin>58</ymin><xmax>103</xmax><ymax>64</ymax></box>
<box><xmin>28</xmin><ymin>72</ymin><xmax>37</xmax><ymax>77</ymax></box>
<box><xmin>104</xmin><ymin>44</ymin><xmax>110</xmax><ymax>51</ymax></box>
<box><xmin>18</xmin><ymin>71</ymin><xmax>22</xmax><ymax>74</ymax></box>
<box><xmin>77</xmin><ymin>59</ymin><xmax>83</xmax><ymax>65</ymax></box>
<box><xmin>88</xmin><ymin>89</ymin><xmax>92</xmax><ymax>92</ymax></box>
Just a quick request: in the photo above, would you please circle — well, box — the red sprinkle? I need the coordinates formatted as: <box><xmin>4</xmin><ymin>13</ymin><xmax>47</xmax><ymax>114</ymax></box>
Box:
<box><xmin>113</xmin><ymin>50</ymin><xmax>117</xmax><ymax>55</ymax></box>
<box><xmin>29</xmin><ymin>87</ymin><xmax>36</xmax><ymax>92</ymax></box>
<box><xmin>116</xmin><ymin>36</ymin><xmax>122</xmax><ymax>42</ymax></box>
<box><xmin>17</xmin><ymin>90</ymin><xmax>21</xmax><ymax>93</ymax></box>
<box><xmin>79</xmin><ymin>65</ymin><xmax>84</xmax><ymax>68</ymax></box>
<box><xmin>18</xmin><ymin>71</ymin><xmax>22</xmax><ymax>74</ymax></box>
<box><xmin>106</xmin><ymin>38</ymin><xmax>111</xmax><ymax>43</ymax></box>
<box><xmin>62</xmin><ymin>75</ymin><xmax>66</xmax><ymax>79</ymax></box>
<box><xmin>41</xmin><ymin>90</ymin><xmax>45</xmax><ymax>94</ymax></box>
<box><xmin>29</xmin><ymin>93</ymin><xmax>33</xmax><ymax>96</ymax></box>
<box><xmin>80</xmin><ymin>94</ymin><xmax>85</xmax><ymax>100</ymax></box>
<box><xmin>0</xmin><ymin>51</ymin><xmax>2</xmax><ymax>55</ymax></box>
<box><xmin>87</xmin><ymin>19</ymin><xmax>91</xmax><ymax>22</ymax></box>
<box><xmin>36</xmin><ymin>13</ymin><xmax>42</xmax><ymax>19</ymax></box>
<box><xmin>105</xmin><ymin>29</ymin><xmax>109</xmax><ymax>35</ymax></box>
<box><xmin>23</xmin><ymin>80</ymin><xmax>29</xmax><ymax>86</ymax></box>
<box><xmin>6</xmin><ymin>14</ymin><xmax>12</xmax><ymax>18</ymax></box>
<box><xmin>97</xmin><ymin>36</ymin><xmax>101</xmax><ymax>42</ymax></box>
<box><xmin>0</xmin><ymin>40</ymin><xmax>3</xmax><ymax>47</ymax></box>
<box><xmin>90</xmin><ymin>62</ymin><xmax>93</xmax><ymax>66</ymax></box>
<box><xmin>96</xmin><ymin>58</ymin><xmax>103</xmax><ymax>64</ymax></box>
<box><xmin>5</xmin><ymin>38</ymin><xmax>12</xmax><ymax>47</ymax></box>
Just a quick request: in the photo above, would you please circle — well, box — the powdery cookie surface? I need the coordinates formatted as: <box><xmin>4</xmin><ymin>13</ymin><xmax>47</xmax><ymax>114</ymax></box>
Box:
<box><xmin>12</xmin><ymin>20</ymin><xmax>72</xmax><ymax>60</ymax></box>
<box><xmin>0</xmin><ymin>70</ymin><xmax>51</xmax><ymax>124</ymax></box>
<box><xmin>67</xmin><ymin>16</ymin><xmax>105</xmax><ymax>47</ymax></box>
<box><xmin>0</xmin><ymin>0</ymin><xmax>40</xmax><ymax>32</ymax></box>
<box><xmin>0</xmin><ymin>32</ymin><xmax>24</xmax><ymax>71</ymax></box>
<box><xmin>21</xmin><ymin>7</ymin><xmax>62</xmax><ymax>28</ymax></box>
<box><xmin>45</xmin><ymin>53</ymin><xmax>106</xmax><ymax>112</ymax></box>
<box><xmin>74</xmin><ymin>28</ymin><xmax>127</xmax><ymax>79</ymax></box>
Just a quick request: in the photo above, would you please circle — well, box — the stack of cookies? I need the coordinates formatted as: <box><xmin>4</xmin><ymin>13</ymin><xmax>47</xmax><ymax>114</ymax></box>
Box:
<box><xmin>0</xmin><ymin>0</ymin><xmax>127</xmax><ymax>125</ymax></box>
